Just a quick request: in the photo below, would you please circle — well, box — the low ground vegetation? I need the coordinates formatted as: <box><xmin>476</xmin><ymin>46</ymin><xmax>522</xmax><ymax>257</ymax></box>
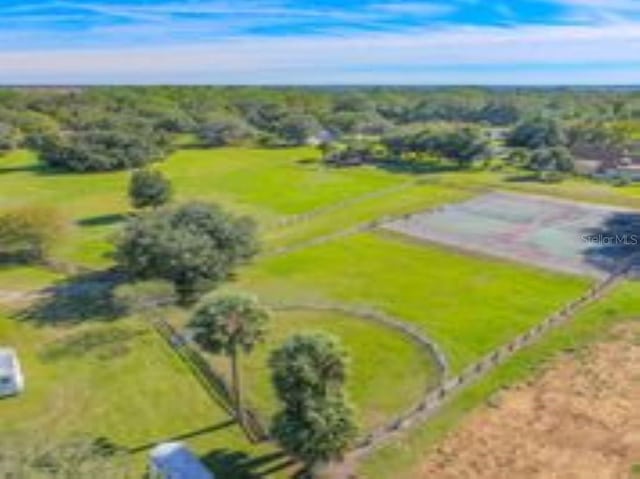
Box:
<box><xmin>2</xmin><ymin>86</ymin><xmax>640</xmax><ymax>479</ymax></box>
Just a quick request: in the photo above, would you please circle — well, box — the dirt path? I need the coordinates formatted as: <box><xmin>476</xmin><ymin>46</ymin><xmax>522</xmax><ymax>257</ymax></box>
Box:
<box><xmin>416</xmin><ymin>322</ymin><xmax>640</xmax><ymax>479</ymax></box>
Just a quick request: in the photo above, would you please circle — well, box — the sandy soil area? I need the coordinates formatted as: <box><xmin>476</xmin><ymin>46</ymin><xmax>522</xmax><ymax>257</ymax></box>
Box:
<box><xmin>418</xmin><ymin>323</ymin><xmax>640</xmax><ymax>479</ymax></box>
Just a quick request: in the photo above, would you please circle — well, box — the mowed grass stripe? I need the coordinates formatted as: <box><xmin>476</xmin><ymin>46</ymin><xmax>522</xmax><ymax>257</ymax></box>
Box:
<box><xmin>238</xmin><ymin>232</ymin><xmax>592</xmax><ymax>372</ymax></box>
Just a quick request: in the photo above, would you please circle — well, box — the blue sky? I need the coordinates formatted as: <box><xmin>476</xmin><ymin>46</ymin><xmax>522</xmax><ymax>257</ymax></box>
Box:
<box><xmin>0</xmin><ymin>0</ymin><xmax>640</xmax><ymax>84</ymax></box>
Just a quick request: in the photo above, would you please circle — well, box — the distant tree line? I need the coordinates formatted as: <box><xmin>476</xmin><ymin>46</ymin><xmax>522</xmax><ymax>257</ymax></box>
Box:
<box><xmin>0</xmin><ymin>87</ymin><xmax>639</xmax><ymax>172</ymax></box>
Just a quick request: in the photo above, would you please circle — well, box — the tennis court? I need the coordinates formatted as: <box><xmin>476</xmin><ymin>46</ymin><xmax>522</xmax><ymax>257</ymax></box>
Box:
<box><xmin>383</xmin><ymin>192</ymin><xmax>640</xmax><ymax>278</ymax></box>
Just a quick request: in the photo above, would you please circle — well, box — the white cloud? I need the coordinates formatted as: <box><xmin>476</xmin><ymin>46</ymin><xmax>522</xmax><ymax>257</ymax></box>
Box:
<box><xmin>368</xmin><ymin>2</ymin><xmax>456</xmax><ymax>16</ymax></box>
<box><xmin>1</xmin><ymin>19</ymin><xmax>640</xmax><ymax>84</ymax></box>
<box><xmin>553</xmin><ymin>0</ymin><xmax>640</xmax><ymax>23</ymax></box>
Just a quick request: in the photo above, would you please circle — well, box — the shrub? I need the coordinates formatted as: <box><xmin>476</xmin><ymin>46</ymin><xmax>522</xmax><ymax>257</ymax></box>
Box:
<box><xmin>128</xmin><ymin>169</ymin><xmax>172</xmax><ymax>209</ymax></box>
<box><xmin>0</xmin><ymin>205</ymin><xmax>65</xmax><ymax>263</ymax></box>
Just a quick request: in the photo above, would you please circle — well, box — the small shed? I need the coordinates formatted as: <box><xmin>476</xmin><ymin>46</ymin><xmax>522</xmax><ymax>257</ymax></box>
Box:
<box><xmin>149</xmin><ymin>442</ymin><xmax>214</xmax><ymax>479</ymax></box>
<box><xmin>0</xmin><ymin>348</ymin><xmax>24</xmax><ymax>397</ymax></box>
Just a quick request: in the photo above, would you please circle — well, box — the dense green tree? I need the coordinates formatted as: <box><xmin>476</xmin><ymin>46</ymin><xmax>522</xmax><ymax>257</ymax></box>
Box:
<box><xmin>269</xmin><ymin>333</ymin><xmax>357</xmax><ymax>476</ymax></box>
<box><xmin>529</xmin><ymin>146</ymin><xmax>575</xmax><ymax>174</ymax></box>
<box><xmin>271</xmin><ymin>396</ymin><xmax>357</xmax><ymax>475</ymax></box>
<box><xmin>128</xmin><ymin>168</ymin><xmax>172</xmax><ymax>209</ymax></box>
<box><xmin>0</xmin><ymin>122</ymin><xmax>20</xmax><ymax>152</ymax></box>
<box><xmin>507</xmin><ymin>117</ymin><xmax>567</xmax><ymax>149</ymax></box>
<box><xmin>276</xmin><ymin>114</ymin><xmax>322</xmax><ymax>145</ymax></box>
<box><xmin>36</xmin><ymin>129</ymin><xmax>170</xmax><ymax>172</ymax></box>
<box><xmin>115</xmin><ymin>202</ymin><xmax>258</xmax><ymax>301</ymax></box>
<box><xmin>436</xmin><ymin>127</ymin><xmax>490</xmax><ymax>167</ymax></box>
<box><xmin>190</xmin><ymin>292</ymin><xmax>270</xmax><ymax>427</ymax></box>
<box><xmin>198</xmin><ymin>117</ymin><xmax>256</xmax><ymax>147</ymax></box>
<box><xmin>269</xmin><ymin>333</ymin><xmax>349</xmax><ymax>405</ymax></box>
<box><xmin>326</xmin><ymin>111</ymin><xmax>391</xmax><ymax>136</ymax></box>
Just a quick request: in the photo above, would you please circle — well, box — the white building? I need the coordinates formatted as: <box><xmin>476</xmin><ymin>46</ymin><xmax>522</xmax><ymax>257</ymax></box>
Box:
<box><xmin>0</xmin><ymin>348</ymin><xmax>24</xmax><ymax>397</ymax></box>
<box><xmin>150</xmin><ymin>442</ymin><xmax>214</xmax><ymax>479</ymax></box>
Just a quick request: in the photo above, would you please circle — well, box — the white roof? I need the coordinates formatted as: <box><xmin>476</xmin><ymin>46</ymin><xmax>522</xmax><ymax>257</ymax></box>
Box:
<box><xmin>0</xmin><ymin>348</ymin><xmax>18</xmax><ymax>375</ymax></box>
<box><xmin>150</xmin><ymin>442</ymin><xmax>214</xmax><ymax>479</ymax></box>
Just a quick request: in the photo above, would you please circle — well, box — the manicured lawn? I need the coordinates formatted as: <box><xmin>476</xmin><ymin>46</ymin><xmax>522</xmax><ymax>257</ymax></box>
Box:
<box><xmin>2</xmin><ymin>144</ymin><xmax>635</xmax><ymax>479</ymax></box>
<box><xmin>0</xmin><ymin>312</ymin><xmax>285</xmax><ymax>478</ymax></box>
<box><xmin>263</xmin><ymin>181</ymin><xmax>472</xmax><ymax>252</ymax></box>
<box><xmin>238</xmin><ymin>231</ymin><xmax>591</xmax><ymax>372</ymax></box>
<box><xmin>207</xmin><ymin>308</ymin><xmax>439</xmax><ymax>433</ymax></box>
<box><xmin>0</xmin><ymin>148</ymin><xmax>407</xmax><ymax>266</ymax></box>
<box><xmin>435</xmin><ymin>169</ymin><xmax>640</xmax><ymax>209</ymax></box>
<box><xmin>165</xmin><ymin>148</ymin><xmax>401</xmax><ymax>218</ymax></box>
<box><xmin>360</xmin><ymin>280</ymin><xmax>640</xmax><ymax>479</ymax></box>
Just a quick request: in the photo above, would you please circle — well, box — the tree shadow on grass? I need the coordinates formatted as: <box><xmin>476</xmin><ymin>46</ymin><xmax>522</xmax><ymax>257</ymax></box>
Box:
<box><xmin>582</xmin><ymin>211</ymin><xmax>640</xmax><ymax>275</ymax></box>
<box><xmin>18</xmin><ymin>269</ymin><xmax>126</xmax><ymax>326</ymax></box>
<box><xmin>504</xmin><ymin>173</ymin><xmax>541</xmax><ymax>183</ymax></box>
<box><xmin>373</xmin><ymin>159</ymin><xmax>461</xmax><ymax>175</ymax></box>
<box><xmin>126</xmin><ymin>420</ymin><xmax>236</xmax><ymax>454</ymax></box>
<box><xmin>0</xmin><ymin>163</ymin><xmax>45</xmax><ymax>175</ymax></box>
<box><xmin>202</xmin><ymin>450</ymin><xmax>296</xmax><ymax>479</ymax></box>
<box><xmin>77</xmin><ymin>213</ymin><xmax>125</xmax><ymax>228</ymax></box>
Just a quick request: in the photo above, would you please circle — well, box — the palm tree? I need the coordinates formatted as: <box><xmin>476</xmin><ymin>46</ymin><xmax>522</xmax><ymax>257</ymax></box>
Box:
<box><xmin>189</xmin><ymin>292</ymin><xmax>270</xmax><ymax>427</ymax></box>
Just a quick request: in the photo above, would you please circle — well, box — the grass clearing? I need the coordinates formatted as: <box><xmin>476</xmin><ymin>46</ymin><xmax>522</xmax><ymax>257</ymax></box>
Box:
<box><xmin>360</xmin><ymin>280</ymin><xmax>640</xmax><ymax>479</ymax></box>
<box><xmin>0</xmin><ymin>266</ymin><xmax>63</xmax><ymax>291</ymax></box>
<box><xmin>2</xmin><ymin>144</ymin><xmax>636</xmax><ymax>478</ymax></box>
<box><xmin>0</xmin><ymin>148</ymin><xmax>408</xmax><ymax>266</ymax></box>
<box><xmin>263</xmin><ymin>181</ymin><xmax>472</xmax><ymax>251</ymax></box>
<box><xmin>435</xmin><ymin>170</ymin><xmax>640</xmax><ymax>209</ymax></box>
<box><xmin>204</xmin><ymin>308</ymin><xmax>439</xmax><ymax>433</ymax></box>
<box><xmin>238</xmin><ymin>231</ymin><xmax>591</xmax><ymax>372</ymax></box>
<box><xmin>0</xmin><ymin>312</ymin><xmax>285</xmax><ymax>478</ymax></box>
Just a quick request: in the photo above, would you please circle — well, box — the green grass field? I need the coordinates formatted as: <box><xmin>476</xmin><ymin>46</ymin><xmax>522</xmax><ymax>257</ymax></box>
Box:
<box><xmin>0</xmin><ymin>266</ymin><xmax>63</xmax><ymax>292</ymax></box>
<box><xmin>205</xmin><ymin>308</ymin><xmax>439</xmax><ymax>433</ymax></box>
<box><xmin>1</xmin><ymin>144</ymin><xmax>636</xmax><ymax>479</ymax></box>
<box><xmin>238</xmin><ymin>231</ymin><xmax>591</xmax><ymax>372</ymax></box>
<box><xmin>0</xmin><ymin>311</ymin><xmax>288</xmax><ymax>478</ymax></box>
<box><xmin>4</xmin><ymin>147</ymin><xmax>640</xmax><ymax>266</ymax></box>
<box><xmin>0</xmin><ymin>148</ymin><xmax>407</xmax><ymax>266</ymax></box>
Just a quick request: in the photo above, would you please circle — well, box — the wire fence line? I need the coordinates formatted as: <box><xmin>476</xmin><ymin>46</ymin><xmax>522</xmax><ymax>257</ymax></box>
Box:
<box><xmin>344</xmin><ymin>251</ymin><xmax>638</xmax><ymax>461</ymax></box>
<box><xmin>263</xmin><ymin>181</ymin><xmax>416</xmax><ymax>232</ymax></box>
<box><xmin>151</xmin><ymin>318</ymin><xmax>269</xmax><ymax>443</ymax></box>
<box><xmin>269</xmin><ymin>301</ymin><xmax>450</xmax><ymax>379</ymax></box>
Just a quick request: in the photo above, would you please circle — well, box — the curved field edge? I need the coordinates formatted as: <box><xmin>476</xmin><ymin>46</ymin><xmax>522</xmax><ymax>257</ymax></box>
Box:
<box><xmin>238</xmin><ymin>231</ymin><xmax>592</xmax><ymax>372</ymax></box>
<box><xmin>358</xmin><ymin>280</ymin><xmax>640</xmax><ymax>479</ymax></box>
<box><xmin>176</xmin><ymin>307</ymin><xmax>442</xmax><ymax>435</ymax></box>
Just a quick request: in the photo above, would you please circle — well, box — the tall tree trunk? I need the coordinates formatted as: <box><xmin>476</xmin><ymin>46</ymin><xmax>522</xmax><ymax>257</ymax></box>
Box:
<box><xmin>231</xmin><ymin>347</ymin><xmax>244</xmax><ymax>429</ymax></box>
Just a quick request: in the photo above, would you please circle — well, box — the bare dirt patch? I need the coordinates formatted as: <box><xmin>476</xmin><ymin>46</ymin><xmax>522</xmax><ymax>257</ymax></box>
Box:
<box><xmin>417</xmin><ymin>323</ymin><xmax>640</xmax><ymax>479</ymax></box>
